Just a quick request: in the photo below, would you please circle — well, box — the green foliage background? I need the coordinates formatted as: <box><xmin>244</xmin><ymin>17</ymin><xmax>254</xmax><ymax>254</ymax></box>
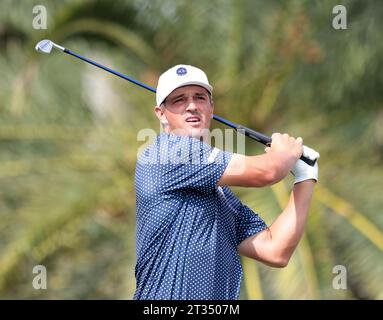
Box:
<box><xmin>0</xmin><ymin>0</ymin><xmax>382</xmax><ymax>299</ymax></box>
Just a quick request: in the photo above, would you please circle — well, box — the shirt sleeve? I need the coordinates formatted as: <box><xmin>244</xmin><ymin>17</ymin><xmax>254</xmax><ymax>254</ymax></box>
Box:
<box><xmin>221</xmin><ymin>187</ymin><xmax>268</xmax><ymax>245</ymax></box>
<box><xmin>150</xmin><ymin>134</ymin><xmax>232</xmax><ymax>194</ymax></box>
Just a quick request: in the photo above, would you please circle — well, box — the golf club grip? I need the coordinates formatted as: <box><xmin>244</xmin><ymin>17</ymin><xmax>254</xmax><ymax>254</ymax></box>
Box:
<box><xmin>237</xmin><ymin>126</ymin><xmax>316</xmax><ymax>166</ymax></box>
<box><xmin>237</xmin><ymin>125</ymin><xmax>272</xmax><ymax>145</ymax></box>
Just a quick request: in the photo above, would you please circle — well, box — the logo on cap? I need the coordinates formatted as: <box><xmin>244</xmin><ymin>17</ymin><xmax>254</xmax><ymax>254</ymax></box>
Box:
<box><xmin>176</xmin><ymin>67</ymin><xmax>187</xmax><ymax>76</ymax></box>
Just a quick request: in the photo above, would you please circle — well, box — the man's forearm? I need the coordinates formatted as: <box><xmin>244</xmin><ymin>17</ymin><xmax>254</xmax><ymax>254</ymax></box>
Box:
<box><xmin>268</xmin><ymin>180</ymin><xmax>315</xmax><ymax>263</ymax></box>
<box><xmin>237</xmin><ymin>180</ymin><xmax>316</xmax><ymax>267</ymax></box>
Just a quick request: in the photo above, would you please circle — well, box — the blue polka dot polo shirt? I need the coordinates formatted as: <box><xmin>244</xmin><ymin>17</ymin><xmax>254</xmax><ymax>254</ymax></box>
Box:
<box><xmin>134</xmin><ymin>133</ymin><xmax>267</xmax><ymax>300</ymax></box>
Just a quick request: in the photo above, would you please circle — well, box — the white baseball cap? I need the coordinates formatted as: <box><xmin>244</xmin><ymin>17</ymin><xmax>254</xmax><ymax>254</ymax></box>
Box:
<box><xmin>156</xmin><ymin>64</ymin><xmax>213</xmax><ymax>106</ymax></box>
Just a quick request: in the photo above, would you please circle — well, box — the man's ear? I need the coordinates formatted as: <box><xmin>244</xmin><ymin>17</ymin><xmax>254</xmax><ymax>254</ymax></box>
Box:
<box><xmin>154</xmin><ymin>105</ymin><xmax>168</xmax><ymax>124</ymax></box>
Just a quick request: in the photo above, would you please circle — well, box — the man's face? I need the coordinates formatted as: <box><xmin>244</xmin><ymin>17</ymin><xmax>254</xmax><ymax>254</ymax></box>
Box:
<box><xmin>154</xmin><ymin>85</ymin><xmax>214</xmax><ymax>139</ymax></box>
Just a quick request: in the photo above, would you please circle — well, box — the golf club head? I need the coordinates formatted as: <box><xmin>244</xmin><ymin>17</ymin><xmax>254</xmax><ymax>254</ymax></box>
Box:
<box><xmin>35</xmin><ymin>39</ymin><xmax>65</xmax><ymax>54</ymax></box>
<box><xmin>35</xmin><ymin>39</ymin><xmax>53</xmax><ymax>53</ymax></box>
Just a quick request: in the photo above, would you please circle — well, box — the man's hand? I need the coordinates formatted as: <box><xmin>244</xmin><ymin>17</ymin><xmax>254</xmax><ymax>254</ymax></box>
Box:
<box><xmin>265</xmin><ymin>133</ymin><xmax>303</xmax><ymax>161</ymax></box>
<box><xmin>292</xmin><ymin>158</ymin><xmax>319</xmax><ymax>184</ymax></box>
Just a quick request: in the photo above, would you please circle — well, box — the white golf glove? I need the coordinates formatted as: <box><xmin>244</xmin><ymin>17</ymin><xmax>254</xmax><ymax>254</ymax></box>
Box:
<box><xmin>291</xmin><ymin>146</ymin><xmax>320</xmax><ymax>184</ymax></box>
<box><xmin>302</xmin><ymin>145</ymin><xmax>320</xmax><ymax>162</ymax></box>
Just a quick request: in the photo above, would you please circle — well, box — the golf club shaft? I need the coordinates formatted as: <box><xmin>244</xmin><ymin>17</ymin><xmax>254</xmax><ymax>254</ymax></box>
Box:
<box><xmin>65</xmin><ymin>49</ymin><xmax>156</xmax><ymax>93</ymax></box>
<box><xmin>64</xmin><ymin>48</ymin><xmax>315</xmax><ymax>166</ymax></box>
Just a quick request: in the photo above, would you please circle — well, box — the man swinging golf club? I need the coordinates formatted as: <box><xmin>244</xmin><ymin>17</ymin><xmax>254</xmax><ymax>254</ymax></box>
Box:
<box><xmin>134</xmin><ymin>64</ymin><xmax>319</xmax><ymax>300</ymax></box>
<box><xmin>33</xmin><ymin>39</ymin><xmax>319</xmax><ymax>300</ymax></box>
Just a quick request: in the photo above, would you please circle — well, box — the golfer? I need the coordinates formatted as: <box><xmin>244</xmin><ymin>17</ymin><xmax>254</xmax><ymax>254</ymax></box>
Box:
<box><xmin>133</xmin><ymin>65</ymin><xmax>318</xmax><ymax>300</ymax></box>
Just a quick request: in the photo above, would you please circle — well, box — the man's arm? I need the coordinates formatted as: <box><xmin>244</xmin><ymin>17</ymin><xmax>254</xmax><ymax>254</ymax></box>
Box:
<box><xmin>237</xmin><ymin>180</ymin><xmax>315</xmax><ymax>267</ymax></box>
<box><xmin>218</xmin><ymin>133</ymin><xmax>302</xmax><ymax>187</ymax></box>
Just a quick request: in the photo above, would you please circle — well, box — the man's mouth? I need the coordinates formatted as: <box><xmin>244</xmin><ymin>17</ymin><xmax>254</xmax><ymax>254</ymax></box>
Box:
<box><xmin>185</xmin><ymin>116</ymin><xmax>201</xmax><ymax>123</ymax></box>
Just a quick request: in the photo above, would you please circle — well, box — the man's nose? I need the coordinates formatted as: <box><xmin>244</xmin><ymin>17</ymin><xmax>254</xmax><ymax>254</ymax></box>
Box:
<box><xmin>185</xmin><ymin>99</ymin><xmax>197</xmax><ymax>111</ymax></box>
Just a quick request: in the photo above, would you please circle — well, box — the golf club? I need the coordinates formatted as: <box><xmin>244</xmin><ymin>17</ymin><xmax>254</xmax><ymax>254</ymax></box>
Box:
<box><xmin>35</xmin><ymin>39</ymin><xmax>318</xmax><ymax>166</ymax></box>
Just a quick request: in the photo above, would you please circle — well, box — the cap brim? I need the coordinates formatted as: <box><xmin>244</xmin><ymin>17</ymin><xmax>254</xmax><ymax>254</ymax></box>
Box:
<box><xmin>159</xmin><ymin>81</ymin><xmax>213</xmax><ymax>106</ymax></box>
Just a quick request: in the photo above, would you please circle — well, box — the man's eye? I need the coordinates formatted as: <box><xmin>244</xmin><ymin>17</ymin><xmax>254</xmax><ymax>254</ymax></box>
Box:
<box><xmin>174</xmin><ymin>98</ymin><xmax>183</xmax><ymax>103</ymax></box>
<box><xmin>197</xmin><ymin>96</ymin><xmax>206</xmax><ymax>100</ymax></box>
